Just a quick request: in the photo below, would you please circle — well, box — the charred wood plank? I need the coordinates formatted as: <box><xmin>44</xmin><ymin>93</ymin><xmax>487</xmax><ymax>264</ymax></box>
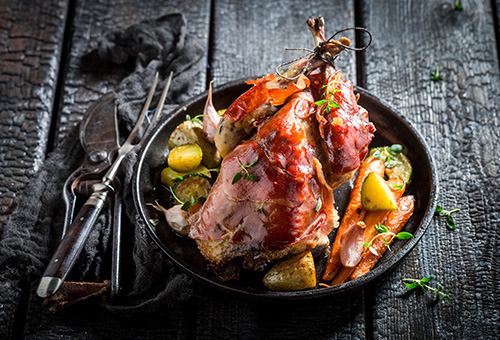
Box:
<box><xmin>360</xmin><ymin>1</ymin><xmax>500</xmax><ymax>339</ymax></box>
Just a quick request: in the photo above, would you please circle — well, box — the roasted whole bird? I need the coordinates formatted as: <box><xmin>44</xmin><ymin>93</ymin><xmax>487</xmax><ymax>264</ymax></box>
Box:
<box><xmin>186</xmin><ymin>17</ymin><xmax>376</xmax><ymax>278</ymax></box>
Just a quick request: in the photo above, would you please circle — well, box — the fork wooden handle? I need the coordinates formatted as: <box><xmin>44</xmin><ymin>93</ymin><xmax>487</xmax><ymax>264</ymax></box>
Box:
<box><xmin>37</xmin><ymin>186</ymin><xmax>110</xmax><ymax>298</ymax></box>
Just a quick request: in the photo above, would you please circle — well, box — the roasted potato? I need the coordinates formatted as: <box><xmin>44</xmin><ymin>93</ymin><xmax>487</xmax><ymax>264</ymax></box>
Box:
<box><xmin>167</xmin><ymin>144</ymin><xmax>203</xmax><ymax>172</ymax></box>
<box><xmin>168</xmin><ymin>120</ymin><xmax>221</xmax><ymax>169</ymax></box>
<box><xmin>263</xmin><ymin>250</ymin><xmax>316</xmax><ymax>291</ymax></box>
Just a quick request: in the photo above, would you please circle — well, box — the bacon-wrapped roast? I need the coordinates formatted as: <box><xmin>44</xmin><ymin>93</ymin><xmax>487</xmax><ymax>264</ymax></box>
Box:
<box><xmin>187</xmin><ymin>18</ymin><xmax>375</xmax><ymax>278</ymax></box>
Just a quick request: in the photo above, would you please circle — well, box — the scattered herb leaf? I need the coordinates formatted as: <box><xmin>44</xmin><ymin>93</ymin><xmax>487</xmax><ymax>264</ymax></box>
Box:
<box><xmin>181</xmin><ymin>196</ymin><xmax>207</xmax><ymax>211</ymax></box>
<box><xmin>255</xmin><ymin>202</ymin><xmax>265</xmax><ymax>214</ymax></box>
<box><xmin>390</xmin><ymin>144</ymin><xmax>403</xmax><ymax>155</ymax></box>
<box><xmin>393</xmin><ymin>184</ymin><xmax>403</xmax><ymax>190</ymax></box>
<box><xmin>454</xmin><ymin>0</ymin><xmax>463</xmax><ymax>11</ymax></box>
<box><xmin>435</xmin><ymin>205</ymin><xmax>460</xmax><ymax>229</ymax></box>
<box><xmin>315</xmin><ymin>197</ymin><xmax>322</xmax><ymax>212</ymax></box>
<box><xmin>149</xmin><ymin>219</ymin><xmax>159</xmax><ymax>227</ymax></box>
<box><xmin>232</xmin><ymin>171</ymin><xmax>242</xmax><ymax>184</ymax></box>
<box><xmin>185</xmin><ymin>114</ymin><xmax>204</xmax><ymax>125</ymax></box>
<box><xmin>402</xmin><ymin>277</ymin><xmax>450</xmax><ymax>302</ymax></box>
<box><xmin>315</xmin><ymin>86</ymin><xmax>340</xmax><ymax>114</ymax></box>
<box><xmin>372</xmin><ymin>150</ymin><xmax>382</xmax><ymax>160</ymax></box>
<box><xmin>173</xmin><ymin>176</ymin><xmax>183</xmax><ymax>183</ymax></box>
<box><xmin>232</xmin><ymin>156</ymin><xmax>259</xmax><ymax>184</ymax></box>
<box><xmin>430</xmin><ymin>66</ymin><xmax>444</xmax><ymax>82</ymax></box>
<box><xmin>363</xmin><ymin>224</ymin><xmax>413</xmax><ymax>254</ymax></box>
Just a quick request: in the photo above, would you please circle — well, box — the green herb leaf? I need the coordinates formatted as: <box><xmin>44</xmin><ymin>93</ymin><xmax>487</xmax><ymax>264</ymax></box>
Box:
<box><xmin>430</xmin><ymin>66</ymin><xmax>444</xmax><ymax>82</ymax></box>
<box><xmin>446</xmin><ymin>214</ymin><xmax>456</xmax><ymax>229</ymax></box>
<box><xmin>233</xmin><ymin>157</ymin><xmax>259</xmax><ymax>184</ymax></box>
<box><xmin>404</xmin><ymin>282</ymin><xmax>419</xmax><ymax>289</ymax></box>
<box><xmin>385</xmin><ymin>159</ymin><xmax>403</xmax><ymax>168</ymax></box>
<box><xmin>390</xmin><ymin>144</ymin><xmax>403</xmax><ymax>155</ymax></box>
<box><xmin>372</xmin><ymin>150</ymin><xmax>382</xmax><ymax>160</ymax></box>
<box><xmin>396</xmin><ymin>232</ymin><xmax>414</xmax><ymax>240</ymax></box>
<box><xmin>149</xmin><ymin>219</ymin><xmax>159</xmax><ymax>227</ymax></box>
<box><xmin>315</xmin><ymin>197</ymin><xmax>322</xmax><ymax>212</ymax></box>
<box><xmin>314</xmin><ymin>99</ymin><xmax>328</xmax><ymax>106</ymax></box>
<box><xmin>454</xmin><ymin>0</ymin><xmax>463</xmax><ymax>10</ymax></box>
<box><xmin>421</xmin><ymin>276</ymin><xmax>433</xmax><ymax>283</ymax></box>
<box><xmin>181</xmin><ymin>196</ymin><xmax>207</xmax><ymax>211</ymax></box>
<box><xmin>393</xmin><ymin>184</ymin><xmax>403</xmax><ymax>190</ymax></box>
<box><xmin>185</xmin><ymin>114</ymin><xmax>204</xmax><ymax>125</ymax></box>
<box><xmin>435</xmin><ymin>205</ymin><xmax>460</xmax><ymax>229</ymax></box>
<box><xmin>375</xmin><ymin>224</ymin><xmax>389</xmax><ymax>233</ymax></box>
<box><xmin>255</xmin><ymin>202</ymin><xmax>265</xmax><ymax>214</ymax></box>
<box><xmin>173</xmin><ymin>176</ymin><xmax>183</xmax><ymax>183</ymax></box>
<box><xmin>329</xmin><ymin>101</ymin><xmax>340</xmax><ymax>109</ymax></box>
<box><xmin>232</xmin><ymin>171</ymin><xmax>242</xmax><ymax>184</ymax></box>
<box><xmin>402</xmin><ymin>276</ymin><xmax>449</xmax><ymax>303</ymax></box>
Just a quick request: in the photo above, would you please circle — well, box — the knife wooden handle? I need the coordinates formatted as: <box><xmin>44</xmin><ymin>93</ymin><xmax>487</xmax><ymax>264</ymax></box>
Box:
<box><xmin>37</xmin><ymin>186</ymin><xmax>110</xmax><ymax>298</ymax></box>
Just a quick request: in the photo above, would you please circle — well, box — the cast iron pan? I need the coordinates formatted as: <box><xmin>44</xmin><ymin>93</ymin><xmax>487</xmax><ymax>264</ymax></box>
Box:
<box><xmin>132</xmin><ymin>79</ymin><xmax>438</xmax><ymax>301</ymax></box>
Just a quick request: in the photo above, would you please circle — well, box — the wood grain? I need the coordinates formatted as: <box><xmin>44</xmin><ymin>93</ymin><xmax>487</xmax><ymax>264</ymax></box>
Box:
<box><xmin>210</xmin><ymin>0</ymin><xmax>357</xmax><ymax>85</ymax></box>
<box><xmin>0</xmin><ymin>0</ymin><xmax>68</xmax><ymax>231</ymax></box>
<box><xmin>21</xmin><ymin>0</ymin><xmax>210</xmax><ymax>338</ymax></box>
<box><xmin>360</xmin><ymin>0</ymin><xmax>500</xmax><ymax>339</ymax></box>
<box><xmin>0</xmin><ymin>0</ymin><xmax>69</xmax><ymax>337</ymax></box>
<box><xmin>53</xmin><ymin>0</ymin><xmax>210</xmax><ymax>144</ymax></box>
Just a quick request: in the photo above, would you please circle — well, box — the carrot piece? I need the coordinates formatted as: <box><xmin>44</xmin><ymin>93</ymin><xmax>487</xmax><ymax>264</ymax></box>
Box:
<box><xmin>350</xmin><ymin>195</ymin><xmax>415</xmax><ymax>280</ymax></box>
<box><xmin>322</xmin><ymin>156</ymin><xmax>385</xmax><ymax>282</ymax></box>
<box><xmin>331</xmin><ymin>266</ymin><xmax>356</xmax><ymax>286</ymax></box>
<box><xmin>361</xmin><ymin>177</ymin><xmax>406</xmax><ymax>247</ymax></box>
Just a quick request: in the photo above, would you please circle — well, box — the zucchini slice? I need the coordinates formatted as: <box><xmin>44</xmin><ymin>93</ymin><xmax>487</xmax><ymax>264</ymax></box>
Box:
<box><xmin>370</xmin><ymin>145</ymin><xmax>413</xmax><ymax>184</ymax></box>
<box><xmin>173</xmin><ymin>173</ymin><xmax>212</xmax><ymax>204</ymax></box>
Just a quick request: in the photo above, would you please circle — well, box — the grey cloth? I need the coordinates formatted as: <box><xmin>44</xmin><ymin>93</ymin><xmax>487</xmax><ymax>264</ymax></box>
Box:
<box><xmin>0</xmin><ymin>13</ymin><xmax>204</xmax><ymax>319</ymax></box>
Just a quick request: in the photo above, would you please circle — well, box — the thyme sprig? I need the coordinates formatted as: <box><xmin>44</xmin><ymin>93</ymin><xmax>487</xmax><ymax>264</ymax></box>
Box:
<box><xmin>185</xmin><ymin>114</ymin><xmax>204</xmax><ymax>125</ymax></box>
<box><xmin>315</xmin><ymin>86</ymin><xmax>341</xmax><ymax>113</ymax></box>
<box><xmin>232</xmin><ymin>156</ymin><xmax>259</xmax><ymax>184</ymax></box>
<box><xmin>430</xmin><ymin>66</ymin><xmax>444</xmax><ymax>82</ymax></box>
<box><xmin>255</xmin><ymin>201</ymin><xmax>265</xmax><ymax>214</ymax></box>
<box><xmin>435</xmin><ymin>205</ymin><xmax>460</xmax><ymax>229</ymax></box>
<box><xmin>169</xmin><ymin>186</ymin><xmax>206</xmax><ymax>211</ymax></box>
<box><xmin>363</xmin><ymin>224</ymin><xmax>413</xmax><ymax>256</ymax></box>
<box><xmin>402</xmin><ymin>276</ymin><xmax>450</xmax><ymax>302</ymax></box>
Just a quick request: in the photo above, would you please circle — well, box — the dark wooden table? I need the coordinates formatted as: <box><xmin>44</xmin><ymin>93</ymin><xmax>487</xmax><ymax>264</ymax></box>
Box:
<box><xmin>1</xmin><ymin>0</ymin><xmax>499</xmax><ymax>339</ymax></box>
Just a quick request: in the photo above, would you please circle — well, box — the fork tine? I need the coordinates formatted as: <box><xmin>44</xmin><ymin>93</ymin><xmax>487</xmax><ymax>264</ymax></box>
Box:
<box><xmin>141</xmin><ymin>71</ymin><xmax>173</xmax><ymax>142</ymax></box>
<box><xmin>124</xmin><ymin>72</ymin><xmax>159</xmax><ymax>145</ymax></box>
